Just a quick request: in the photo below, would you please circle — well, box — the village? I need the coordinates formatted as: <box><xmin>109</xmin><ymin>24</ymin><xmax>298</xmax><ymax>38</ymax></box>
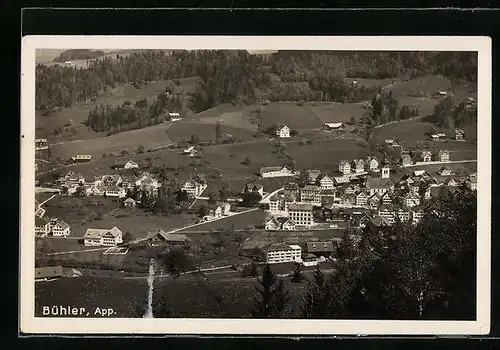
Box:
<box><xmin>34</xmin><ymin>117</ymin><xmax>477</xmax><ymax>275</ymax></box>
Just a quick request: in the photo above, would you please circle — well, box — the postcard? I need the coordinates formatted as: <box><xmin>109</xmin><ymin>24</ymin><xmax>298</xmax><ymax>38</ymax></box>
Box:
<box><xmin>20</xmin><ymin>35</ymin><xmax>491</xmax><ymax>335</ymax></box>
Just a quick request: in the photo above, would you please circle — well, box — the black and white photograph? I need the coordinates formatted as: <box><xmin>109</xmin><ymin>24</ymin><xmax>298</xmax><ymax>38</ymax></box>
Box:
<box><xmin>20</xmin><ymin>36</ymin><xmax>491</xmax><ymax>335</ymax></box>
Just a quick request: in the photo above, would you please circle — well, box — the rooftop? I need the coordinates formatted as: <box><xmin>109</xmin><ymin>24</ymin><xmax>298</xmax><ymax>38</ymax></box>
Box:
<box><xmin>306</xmin><ymin>241</ymin><xmax>334</xmax><ymax>253</ymax></box>
<box><xmin>288</xmin><ymin>203</ymin><xmax>313</xmax><ymax>211</ymax></box>
<box><xmin>365</xmin><ymin>177</ymin><xmax>394</xmax><ymax>189</ymax></box>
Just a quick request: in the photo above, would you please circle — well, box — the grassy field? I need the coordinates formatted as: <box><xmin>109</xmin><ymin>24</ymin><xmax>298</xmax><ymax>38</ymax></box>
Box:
<box><xmin>37</xmin><ymin>80</ymin><xmax>174</xmax><ymax>140</ymax></box>
<box><xmin>308</xmin><ymin>102</ymin><xmax>367</xmax><ymax>124</ymax></box>
<box><xmin>35</xmin><ymin>277</ymin><xmax>148</xmax><ymax>317</ymax></box>
<box><xmin>166</xmin><ymin>120</ymin><xmax>258</xmax><ymax>143</ymax></box>
<box><xmin>257</xmin><ymin>102</ymin><xmax>324</xmax><ymax>131</ymax></box>
<box><xmin>345</xmin><ymin>77</ymin><xmax>395</xmax><ymax>88</ymax></box>
<box><xmin>50</xmin><ymin>123</ymin><xmax>174</xmax><ymax>160</ymax></box>
<box><xmin>286</xmin><ymin>138</ymin><xmax>370</xmax><ymax>174</ymax></box>
<box><xmin>397</xmin><ymin>96</ymin><xmax>440</xmax><ymax>117</ymax></box>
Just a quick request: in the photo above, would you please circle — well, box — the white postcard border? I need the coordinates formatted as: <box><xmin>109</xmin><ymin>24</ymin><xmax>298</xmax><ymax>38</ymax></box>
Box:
<box><xmin>20</xmin><ymin>35</ymin><xmax>491</xmax><ymax>335</ymax></box>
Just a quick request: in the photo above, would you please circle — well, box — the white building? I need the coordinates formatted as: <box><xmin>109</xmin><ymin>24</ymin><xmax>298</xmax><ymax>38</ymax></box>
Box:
<box><xmin>84</xmin><ymin>227</ymin><xmax>123</xmax><ymax>247</ymax></box>
<box><xmin>264</xmin><ymin>243</ymin><xmax>302</xmax><ymax>264</ymax></box>
<box><xmin>168</xmin><ymin>112</ymin><xmax>182</xmax><ymax>121</ymax></box>
<box><xmin>124</xmin><ymin>160</ymin><xmax>139</xmax><ymax>170</ymax></box>
<box><xmin>319</xmin><ymin>175</ymin><xmax>334</xmax><ymax>190</ymax></box>
<box><xmin>288</xmin><ymin>203</ymin><xmax>314</xmax><ymax>228</ymax></box>
<box><xmin>181</xmin><ymin>180</ymin><xmax>206</xmax><ymax>199</ymax></box>
<box><xmin>260</xmin><ymin>166</ymin><xmax>297</xmax><ymax>178</ymax></box>
<box><xmin>300</xmin><ymin>185</ymin><xmax>322</xmax><ymax>207</ymax></box>
<box><xmin>438</xmin><ymin>150</ymin><xmax>450</xmax><ymax>162</ymax></box>
<box><xmin>324</xmin><ymin>122</ymin><xmax>345</xmax><ymax>131</ymax></box>
<box><xmin>35</xmin><ymin>138</ymin><xmax>49</xmax><ymax>150</ymax></box>
<box><xmin>338</xmin><ymin>161</ymin><xmax>351</xmax><ymax>176</ymax></box>
<box><xmin>381</xmin><ymin>165</ymin><xmax>391</xmax><ymax>179</ymax></box>
<box><xmin>351</xmin><ymin>159</ymin><xmax>365</xmax><ymax>174</ymax></box>
<box><xmin>421</xmin><ymin>151</ymin><xmax>433</xmax><ymax>162</ymax></box>
<box><xmin>105</xmin><ymin>187</ymin><xmax>126</xmax><ymax>198</ymax></box>
<box><xmin>35</xmin><ymin>217</ymin><xmax>51</xmax><ymax>236</ymax></box>
<box><xmin>368</xmin><ymin>156</ymin><xmax>380</xmax><ymax>171</ymax></box>
<box><xmin>276</xmin><ymin>124</ymin><xmax>291</xmax><ymax>138</ymax></box>
<box><xmin>51</xmin><ymin>220</ymin><xmax>71</xmax><ymax>236</ymax></box>
<box><xmin>365</xmin><ymin>176</ymin><xmax>394</xmax><ymax>196</ymax></box>
<box><xmin>412</xmin><ymin>208</ymin><xmax>425</xmax><ymax>224</ymax></box>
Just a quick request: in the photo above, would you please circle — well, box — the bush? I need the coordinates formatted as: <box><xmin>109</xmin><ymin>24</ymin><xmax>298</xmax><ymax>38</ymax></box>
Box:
<box><xmin>241</xmin><ymin>156</ymin><xmax>251</xmax><ymax>165</ymax></box>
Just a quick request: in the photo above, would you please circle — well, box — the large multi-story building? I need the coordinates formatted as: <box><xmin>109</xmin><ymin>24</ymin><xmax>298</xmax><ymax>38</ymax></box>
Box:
<box><xmin>300</xmin><ymin>185</ymin><xmax>322</xmax><ymax>206</ymax></box>
<box><xmin>264</xmin><ymin>243</ymin><xmax>302</xmax><ymax>264</ymax></box>
<box><xmin>288</xmin><ymin>203</ymin><xmax>314</xmax><ymax>228</ymax></box>
<box><xmin>84</xmin><ymin>227</ymin><xmax>123</xmax><ymax>247</ymax></box>
<box><xmin>338</xmin><ymin>160</ymin><xmax>351</xmax><ymax>176</ymax></box>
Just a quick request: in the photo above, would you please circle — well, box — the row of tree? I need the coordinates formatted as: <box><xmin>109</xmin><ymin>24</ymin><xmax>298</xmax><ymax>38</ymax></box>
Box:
<box><xmin>426</xmin><ymin>95</ymin><xmax>477</xmax><ymax>129</ymax></box>
<box><xmin>151</xmin><ymin>186</ymin><xmax>476</xmax><ymax>320</ymax></box>
<box><xmin>37</xmin><ymin>50</ymin><xmax>477</xmax><ymax>113</ymax></box>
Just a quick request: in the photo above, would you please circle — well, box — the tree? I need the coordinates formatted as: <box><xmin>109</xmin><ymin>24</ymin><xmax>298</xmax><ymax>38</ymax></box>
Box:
<box><xmin>250</xmin><ymin>264</ymin><xmax>290</xmax><ymax>318</ymax></box>
<box><xmin>349</xmin><ymin>116</ymin><xmax>356</xmax><ymax>125</ymax></box>
<box><xmin>215</xmin><ymin>121</ymin><xmax>222</xmax><ymax>144</ymax></box>
<box><xmin>197</xmin><ymin>205</ymin><xmax>208</xmax><ymax>218</ymax></box>
<box><xmin>291</xmin><ymin>262</ymin><xmax>304</xmax><ymax>283</ymax></box>
<box><xmin>137</xmin><ymin>144</ymin><xmax>145</xmax><ymax>154</ymax></box>
<box><xmin>300</xmin><ymin>265</ymin><xmax>331</xmax><ymax>318</ymax></box>
<box><xmin>207</xmin><ymin>192</ymin><xmax>218</xmax><ymax>205</ymax></box>
<box><xmin>157</xmin><ymin>247</ymin><xmax>192</xmax><ymax>280</ymax></box>
<box><xmin>241</xmin><ymin>156</ymin><xmax>251</xmax><ymax>165</ymax></box>
<box><xmin>219</xmin><ymin>182</ymin><xmax>231</xmax><ymax>201</ymax></box>
<box><xmin>241</xmin><ymin>191</ymin><xmax>262</xmax><ymax>207</ymax></box>
<box><xmin>190</xmin><ymin>134</ymin><xmax>200</xmax><ymax>145</ymax></box>
<box><xmin>122</xmin><ymin>232</ymin><xmax>133</xmax><ymax>244</ymax></box>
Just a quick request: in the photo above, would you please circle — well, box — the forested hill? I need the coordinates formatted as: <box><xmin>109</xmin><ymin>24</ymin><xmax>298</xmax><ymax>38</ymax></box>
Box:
<box><xmin>52</xmin><ymin>49</ymin><xmax>106</xmax><ymax>62</ymax></box>
<box><xmin>36</xmin><ymin>50</ymin><xmax>478</xmax><ymax>113</ymax></box>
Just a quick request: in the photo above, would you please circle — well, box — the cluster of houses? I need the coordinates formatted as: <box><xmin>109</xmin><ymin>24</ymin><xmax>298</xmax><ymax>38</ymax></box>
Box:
<box><xmin>430</xmin><ymin>129</ymin><xmax>466</xmax><ymax>142</ymax></box>
<box><xmin>56</xmin><ymin>171</ymin><xmax>162</xmax><ymax>199</ymax></box>
<box><xmin>35</xmin><ymin>217</ymin><xmax>71</xmax><ymax>237</ymax></box>
<box><xmin>263</xmin><ymin>162</ymin><xmax>477</xmax><ymax>231</ymax></box>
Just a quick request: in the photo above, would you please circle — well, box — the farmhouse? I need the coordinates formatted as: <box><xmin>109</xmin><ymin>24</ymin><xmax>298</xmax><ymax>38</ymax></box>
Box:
<box><xmin>431</xmin><ymin>133</ymin><xmax>447</xmax><ymax>142</ymax></box>
<box><xmin>334</xmin><ymin>176</ymin><xmax>350</xmax><ymax>185</ymax></box>
<box><xmin>212</xmin><ymin>202</ymin><xmax>231</xmax><ymax>218</ymax></box>
<box><xmin>300</xmin><ymin>185</ymin><xmax>322</xmax><ymax>207</ymax></box>
<box><xmin>181</xmin><ymin>180</ymin><xmax>206</xmax><ymax>199</ymax></box>
<box><xmin>84</xmin><ymin>227</ymin><xmax>123</xmax><ymax>247</ymax></box>
<box><xmin>385</xmin><ymin>139</ymin><xmax>401</xmax><ymax>148</ymax></box>
<box><xmin>438</xmin><ymin>150</ymin><xmax>450</xmax><ymax>162</ymax></box>
<box><xmin>421</xmin><ymin>151</ymin><xmax>433</xmax><ymax>162</ymax></box>
<box><xmin>455</xmin><ymin>129</ymin><xmax>465</xmax><ymax>142</ymax></box>
<box><xmin>264</xmin><ymin>243</ymin><xmax>302</xmax><ymax>264</ymax></box>
<box><xmin>404</xmin><ymin>192</ymin><xmax>421</xmax><ymax>208</ymax></box>
<box><xmin>123</xmin><ymin>197</ymin><xmax>137</xmax><ymax>208</ymax></box>
<box><xmin>338</xmin><ymin>161</ymin><xmax>351</xmax><ymax>176</ymax></box>
<box><xmin>351</xmin><ymin>159</ymin><xmax>365</xmax><ymax>174</ymax></box>
<box><xmin>306</xmin><ymin>241</ymin><xmax>335</xmax><ymax>257</ymax></box>
<box><xmin>148</xmin><ymin>229</ymin><xmax>190</xmax><ymax>247</ymax></box>
<box><xmin>319</xmin><ymin>175</ymin><xmax>334</xmax><ymax>190</ymax></box>
<box><xmin>276</xmin><ymin>124</ymin><xmax>291</xmax><ymax>138</ymax></box>
<box><xmin>260</xmin><ymin>166</ymin><xmax>297</xmax><ymax>178</ymax></box>
<box><xmin>367</xmin><ymin>156</ymin><xmax>380</xmax><ymax>171</ymax></box>
<box><xmin>35</xmin><ymin>266</ymin><xmax>63</xmax><ymax>282</ymax></box>
<box><xmin>288</xmin><ymin>203</ymin><xmax>314</xmax><ymax>228</ymax></box>
<box><xmin>71</xmin><ymin>155</ymin><xmax>92</xmax><ymax>163</ymax></box>
<box><xmin>35</xmin><ymin>138</ymin><xmax>49</xmax><ymax>150</ymax></box>
<box><xmin>355</xmin><ymin>191</ymin><xmax>369</xmax><ymax>207</ymax></box>
<box><xmin>136</xmin><ymin>173</ymin><xmax>162</xmax><ymax>195</ymax></box>
<box><xmin>51</xmin><ymin>220</ymin><xmax>71</xmax><ymax>237</ymax></box>
<box><xmin>324</xmin><ymin>122</ymin><xmax>345</xmax><ymax>132</ymax></box>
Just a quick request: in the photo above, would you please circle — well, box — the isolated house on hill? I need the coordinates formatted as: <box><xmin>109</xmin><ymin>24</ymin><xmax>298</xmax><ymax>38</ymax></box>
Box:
<box><xmin>431</xmin><ymin>133</ymin><xmax>447</xmax><ymax>142</ymax></box>
<box><xmin>276</xmin><ymin>124</ymin><xmax>291</xmax><ymax>138</ymax></box>
<box><xmin>455</xmin><ymin>129</ymin><xmax>465</xmax><ymax>141</ymax></box>
<box><xmin>123</xmin><ymin>197</ymin><xmax>137</xmax><ymax>208</ymax></box>
<box><xmin>148</xmin><ymin>228</ymin><xmax>191</xmax><ymax>247</ymax></box>
<box><xmin>421</xmin><ymin>151</ymin><xmax>433</xmax><ymax>162</ymax></box>
<box><xmin>324</xmin><ymin>122</ymin><xmax>345</xmax><ymax>132</ymax></box>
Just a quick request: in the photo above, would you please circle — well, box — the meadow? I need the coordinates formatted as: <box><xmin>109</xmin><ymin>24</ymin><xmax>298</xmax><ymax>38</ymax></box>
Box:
<box><xmin>257</xmin><ymin>102</ymin><xmax>325</xmax><ymax>131</ymax></box>
<box><xmin>308</xmin><ymin>102</ymin><xmax>367</xmax><ymax>124</ymax></box>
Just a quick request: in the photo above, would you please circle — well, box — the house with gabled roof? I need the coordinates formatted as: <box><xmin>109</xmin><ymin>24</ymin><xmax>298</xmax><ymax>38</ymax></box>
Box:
<box><xmin>338</xmin><ymin>160</ymin><xmax>351</xmax><ymax>176</ymax></box>
<box><xmin>455</xmin><ymin>128</ymin><xmax>465</xmax><ymax>141</ymax></box>
<box><xmin>84</xmin><ymin>227</ymin><xmax>123</xmax><ymax>247</ymax></box>
<box><xmin>401</xmin><ymin>153</ymin><xmax>413</xmax><ymax>167</ymax></box>
<box><xmin>276</xmin><ymin>124</ymin><xmax>291</xmax><ymax>138</ymax></box>
<box><xmin>51</xmin><ymin>220</ymin><xmax>71</xmax><ymax>237</ymax></box>
<box><xmin>438</xmin><ymin>149</ymin><xmax>450</xmax><ymax>162</ymax></box>
<box><xmin>355</xmin><ymin>190</ymin><xmax>368</xmax><ymax>207</ymax></box>
<box><xmin>411</xmin><ymin>206</ymin><xmax>425</xmax><ymax>224</ymax></box>
<box><xmin>300</xmin><ymin>185</ymin><xmax>322</xmax><ymax>207</ymax></box>
<box><xmin>35</xmin><ymin>217</ymin><xmax>51</xmax><ymax>236</ymax></box>
<box><xmin>282</xmin><ymin>218</ymin><xmax>296</xmax><ymax>231</ymax></box>
<box><xmin>123</xmin><ymin>197</ymin><xmax>137</xmax><ymax>208</ymax></box>
<box><xmin>367</xmin><ymin>156</ymin><xmax>380</xmax><ymax>172</ymax></box>
<box><xmin>148</xmin><ymin>228</ymin><xmax>191</xmax><ymax>247</ymax></box>
<box><xmin>380</xmin><ymin>191</ymin><xmax>394</xmax><ymax>205</ymax></box>
<box><xmin>306</xmin><ymin>241</ymin><xmax>335</xmax><ymax>257</ymax></box>
<box><xmin>260</xmin><ymin>166</ymin><xmax>297</xmax><ymax>178</ymax></box>
<box><xmin>395</xmin><ymin>208</ymin><xmax>411</xmax><ymax>222</ymax></box>
<box><xmin>324</xmin><ymin>122</ymin><xmax>345</xmax><ymax>131</ymax></box>
<box><xmin>319</xmin><ymin>175</ymin><xmax>334</xmax><ymax>190</ymax></box>
<box><xmin>368</xmin><ymin>192</ymin><xmax>382</xmax><ymax>210</ymax></box>
<box><xmin>264</xmin><ymin>218</ymin><xmax>281</xmax><ymax>231</ymax></box>
<box><xmin>305</xmin><ymin>169</ymin><xmax>322</xmax><ymax>183</ymax></box>
<box><xmin>421</xmin><ymin>151</ymin><xmax>433</xmax><ymax>162</ymax></box>
<box><xmin>378</xmin><ymin>204</ymin><xmax>396</xmax><ymax>224</ymax></box>
<box><xmin>351</xmin><ymin>159</ymin><xmax>365</xmax><ymax>174</ymax></box>
<box><xmin>404</xmin><ymin>192</ymin><xmax>421</xmax><ymax>208</ymax></box>
<box><xmin>334</xmin><ymin>176</ymin><xmax>350</xmax><ymax>185</ymax></box>
<box><xmin>181</xmin><ymin>179</ymin><xmax>206</xmax><ymax>199</ymax></box>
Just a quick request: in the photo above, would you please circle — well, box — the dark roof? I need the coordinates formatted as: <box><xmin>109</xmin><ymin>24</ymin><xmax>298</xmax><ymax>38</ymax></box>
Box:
<box><xmin>366</xmin><ymin>177</ymin><xmax>394</xmax><ymax>189</ymax></box>
<box><xmin>306</xmin><ymin>241</ymin><xmax>335</xmax><ymax>253</ymax></box>
<box><xmin>264</xmin><ymin>243</ymin><xmax>294</xmax><ymax>252</ymax></box>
